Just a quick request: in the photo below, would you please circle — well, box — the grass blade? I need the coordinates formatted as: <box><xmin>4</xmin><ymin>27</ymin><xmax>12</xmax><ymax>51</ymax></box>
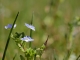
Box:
<box><xmin>2</xmin><ymin>12</ymin><xmax>19</xmax><ymax>60</ymax></box>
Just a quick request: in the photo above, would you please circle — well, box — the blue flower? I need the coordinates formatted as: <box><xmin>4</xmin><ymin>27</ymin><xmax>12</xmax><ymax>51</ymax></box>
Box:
<box><xmin>5</xmin><ymin>24</ymin><xmax>16</xmax><ymax>29</ymax></box>
<box><xmin>25</xmin><ymin>23</ymin><xmax>35</xmax><ymax>31</ymax></box>
<box><xmin>21</xmin><ymin>36</ymin><xmax>34</xmax><ymax>42</ymax></box>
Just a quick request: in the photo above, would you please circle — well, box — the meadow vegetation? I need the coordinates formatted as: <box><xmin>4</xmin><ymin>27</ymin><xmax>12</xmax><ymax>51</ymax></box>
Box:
<box><xmin>0</xmin><ymin>0</ymin><xmax>80</xmax><ymax>60</ymax></box>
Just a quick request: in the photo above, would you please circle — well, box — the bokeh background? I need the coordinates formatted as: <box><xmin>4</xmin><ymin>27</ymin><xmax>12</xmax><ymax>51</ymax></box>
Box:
<box><xmin>0</xmin><ymin>0</ymin><xmax>80</xmax><ymax>60</ymax></box>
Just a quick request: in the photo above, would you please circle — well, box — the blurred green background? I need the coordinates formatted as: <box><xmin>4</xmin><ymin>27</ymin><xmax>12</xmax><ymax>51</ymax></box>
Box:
<box><xmin>0</xmin><ymin>0</ymin><xmax>80</xmax><ymax>60</ymax></box>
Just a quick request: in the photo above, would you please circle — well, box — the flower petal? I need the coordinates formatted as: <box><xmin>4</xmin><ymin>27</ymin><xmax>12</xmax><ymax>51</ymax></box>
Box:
<box><xmin>25</xmin><ymin>23</ymin><xmax>35</xmax><ymax>31</ymax></box>
<box><xmin>5</xmin><ymin>24</ymin><xmax>16</xmax><ymax>29</ymax></box>
<box><xmin>21</xmin><ymin>36</ymin><xmax>34</xmax><ymax>42</ymax></box>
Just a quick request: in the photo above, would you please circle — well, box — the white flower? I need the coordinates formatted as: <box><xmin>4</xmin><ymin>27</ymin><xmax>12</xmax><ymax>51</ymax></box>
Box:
<box><xmin>21</xmin><ymin>36</ymin><xmax>34</xmax><ymax>42</ymax></box>
<box><xmin>25</xmin><ymin>23</ymin><xmax>35</xmax><ymax>31</ymax></box>
<box><xmin>5</xmin><ymin>24</ymin><xmax>16</xmax><ymax>29</ymax></box>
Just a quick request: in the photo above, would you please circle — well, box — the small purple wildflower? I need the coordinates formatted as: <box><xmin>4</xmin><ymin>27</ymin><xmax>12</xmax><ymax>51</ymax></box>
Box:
<box><xmin>5</xmin><ymin>24</ymin><xmax>16</xmax><ymax>29</ymax></box>
<box><xmin>25</xmin><ymin>23</ymin><xmax>35</xmax><ymax>31</ymax></box>
<box><xmin>21</xmin><ymin>36</ymin><xmax>34</xmax><ymax>42</ymax></box>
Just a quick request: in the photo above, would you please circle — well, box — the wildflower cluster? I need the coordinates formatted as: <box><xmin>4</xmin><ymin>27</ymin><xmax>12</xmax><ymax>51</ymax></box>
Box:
<box><xmin>4</xmin><ymin>16</ymin><xmax>48</xmax><ymax>60</ymax></box>
<box><xmin>5</xmin><ymin>23</ymin><xmax>34</xmax><ymax>42</ymax></box>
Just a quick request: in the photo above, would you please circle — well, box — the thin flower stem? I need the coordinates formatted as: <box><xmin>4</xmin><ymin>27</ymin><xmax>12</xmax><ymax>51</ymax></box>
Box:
<box><xmin>2</xmin><ymin>12</ymin><xmax>19</xmax><ymax>60</ymax></box>
<box><xmin>68</xmin><ymin>26</ymin><xmax>74</xmax><ymax>51</ymax></box>
<box><xmin>63</xmin><ymin>25</ymin><xmax>74</xmax><ymax>60</ymax></box>
<box><xmin>29</xmin><ymin>12</ymin><xmax>34</xmax><ymax>48</ymax></box>
<box><xmin>29</xmin><ymin>29</ymin><xmax>32</xmax><ymax>47</ymax></box>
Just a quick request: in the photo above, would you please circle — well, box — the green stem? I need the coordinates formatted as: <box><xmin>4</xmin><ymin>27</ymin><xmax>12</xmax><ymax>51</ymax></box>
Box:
<box><xmin>2</xmin><ymin>12</ymin><xmax>19</xmax><ymax>60</ymax></box>
<box><xmin>63</xmin><ymin>25</ymin><xmax>74</xmax><ymax>60</ymax></box>
<box><xmin>29</xmin><ymin>12</ymin><xmax>34</xmax><ymax>48</ymax></box>
<box><xmin>29</xmin><ymin>29</ymin><xmax>32</xmax><ymax>47</ymax></box>
<box><xmin>68</xmin><ymin>26</ymin><xmax>74</xmax><ymax>50</ymax></box>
